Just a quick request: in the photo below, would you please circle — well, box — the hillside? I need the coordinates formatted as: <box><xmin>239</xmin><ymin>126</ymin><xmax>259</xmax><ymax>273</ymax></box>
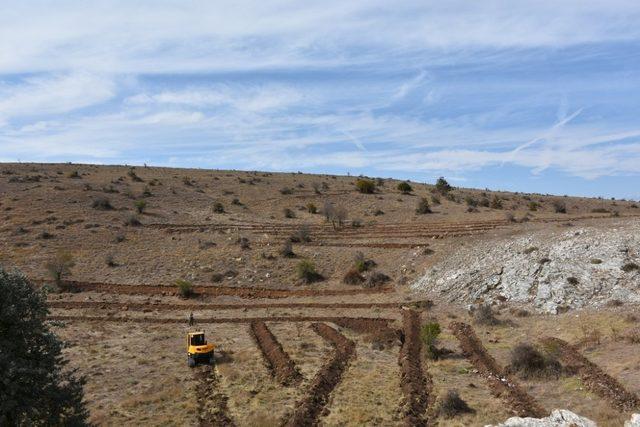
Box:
<box><xmin>1</xmin><ymin>162</ymin><xmax>640</xmax><ymax>426</ymax></box>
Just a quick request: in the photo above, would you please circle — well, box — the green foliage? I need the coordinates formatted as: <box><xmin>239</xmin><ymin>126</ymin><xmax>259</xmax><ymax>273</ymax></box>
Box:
<box><xmin>45</xmin><ymin>251</ymin><xmax>75</xmax><ymax>286</ymax></box>
<box><xmin>355</xmin><ymin>178</ymin><xmax>376</xmax><ymax>194</ymax></box>
<box><xmin>296</xmin><ymin>260</ymin><xmax>322</xmax><ymax>283</ymax></box>
<box><xmin>134</xmin><ymin>200</ymin><xmax>147</xmax><ymax>214</ymax></box>
<box><xmin>397</xmin><ymin>181</ymin><xmax>413</xmax><ymax>194</ymax></box>
<box><xmin>0</xmin><ymin>268</ymin><xmax>88</xmax><ymax>425</ymax></box>
<box><xmin>420</xmin><ymin>322</ymin><xmax>441</xmax><ymax>360</ymax></box>
<box><xmin>528</xmin><ymin>201</ymin><xmax>539</xmax><ymax>211</ymax></box>
<box><xmin>416</xmin><ymin>197</ymin><xmax>432</xmax><ymax>214</ymax></box>
<box><xmin>435</xmin><ymin>177</ymin><xmax>452</xmax><ymax>194</ymax></box>
<box><xmin>175</xmin><ymin>279</ymin><xmax>195</xmax><ymax>298</ymax></box>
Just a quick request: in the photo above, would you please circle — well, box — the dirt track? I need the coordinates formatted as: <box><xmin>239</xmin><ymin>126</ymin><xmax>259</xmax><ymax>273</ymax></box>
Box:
<box><xmin>195</xmin><ymin>365</ymin><xmax>236</xmax><ymax>427</ymax></box>
<box><xmin>397</xmin><ymin>309</ymin><xmax>431</xmax><ymax>426</ymax></box>
<box><xmin>541</xmin><ymin>337</ymin><xmax>640</xmax><ymax>412</ymax></box>
<box><xmin>283</xmin><ymin>323</ymin><xmax>356</xmax><ymax>427</ymax></box>
<box><xmin>249</xmin><ymin>320</ymin><xmax>302</xmax><ymax>386</ymax></box>
<box><xmin>450</xmin><ymin>322</ymin><xmax>545</xmax><ymax>418</ymax></box>
<box><xmin>48</xmin><ymin>315</ymin><xmax>396</xmax><ymax>325</ymax></box>
<box><xmin>33</xmin><ymin>279</ymin><xmax>393</xmax><ymax>298</ymax></box>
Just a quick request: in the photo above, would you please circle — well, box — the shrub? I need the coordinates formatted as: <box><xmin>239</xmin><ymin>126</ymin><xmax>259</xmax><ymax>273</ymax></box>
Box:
<box><xmin>479</xmin><ymin>197</ymin><xmax>490</xmax><ymax>207</ymax></box>
<box><xmin>489</xmin><ymin>195</ymin><xmax>503</xmax><ymax>209</ymax></box>
<box><xmin>397</xmin><ymin>181</ymin><xmax>413</xmax><ymax>194</ymax></box>
<box><xmin>590</xmin><ymin>258</ymin><xmax>602</xmax><ymax>264</ymax></box>
<box><xmin>553</xmin><ymin>201</ymin><xmax>567</xmax><ymax>214</ymax></box>
<box><xmin>45</xmin><ymin>251</ymin><xmax>75</xmax><ymax>286</ymax></box>
<box><xmin>351</xmin><ymin>218</ymin><xmax>362</xmax><ymax>227</ymax></box>
<box><xmin>430</xmin><ymin>195</ymin><xmax>441</xmax><ymax>205</ymax></box>
<box><xmin>105</xmin><ymin>254</ymin><xmax>117</xmax><ymax>267</ymax></box>
<box><xmin>420</xmin><ymin>322</ymin><xmax>441</xmax><ymax>360</ymax></box>
<box><xmin>509</xmin><ymin>343</ymin><xmax>562</xmax><ymax>379</ymax></box>
<box><xmin>465</xmin><ymin>196</ymin><xmax>478</xmax><ymax>207</ymax></box>
<box><xmin>365</xmin><ymin>271</ymin><xmax>390</xmax><ymax>288</ymax></box>
<box><xmin>134</xmin><ymin>200</ymin><xmax>147</xmax><ymax>214</ymax></box>
<box><xmin>566</xmin><ymin>276</ymin><xmax>579</xmax><ymax>285</ymax></box>
<box><xmin>523</xmin><ymin>246</ymin><xmax>538</xmax><ymax>254</ymax></box>
<box><xmin>528</xmin><ymin>201</ymin><xmax>539</xmax><ymax>211</ymax></box>
<box><xmin>213</xmin><ymin>202</ymin><xmax>224</xmax><ymax>213</ymax></box>
<box><xmin>622</xmin><ymin>262</ymin><xmax>640</xmax><ymax>272</ymax></box>
<box><xmin>182</xmin><ymin>176</ymin><xmax>192</xmax><ymax>186</ymax></box>
<box><xmin>124</xmin><ymin>214</ymin><xmax>141</xmax><ymax>226</ymax></box>
<box><xmin>311</xmin><ymin>182</ymin><xmax>321</xmax><ymax>194</ymax></box>
<box><xmin>280</xmin><ymin>187</ymin><xmax>294</xmax><ymax>195</ymax></box>
<box><xmin>354</xmin><ymin>252</ymin><xmax>375</xmax><ymax>272</ymax></box>
<box><xmin>343</xmin><ymin>269</ymin><xmax>365</xmax><ymax>285</ymax></box>
<box><xmin>68</xmin><ymin>170</ymin><xmax>80</xmax><ymax>179</ymax></box>
<box><xmin>231</xmin><ymin>198</ymin><xmax>241</xmax><ymax>205</ymax></box>
<box><xmin>280</xmin><ymin>241</ymin><xmax>295</xmax><ymax>258</ymax></box>
<box><xmin>237</xmin><ymin>236</ymin><xmax>250</xmax><ymax>249</ymax></box>
<box><xmin>307</xmin><ymin>203</ymin><xmax>317</xmax><ymax>214</ymax></box>
<box><xmin>296</xmin><ymin>260</ymin><xmax>322</xmax><ymax>283</ymax></box>
<box><xmin>505</xmin><ymin>212</ymin><xmax>516</xmax><ymax>222</ymax></box>
<box><xmin>355</xmin><ymin>178</ymin><xmax>376</xmax><ymax>194</ymax></box>
<box><xmin>128</xmin><ymin>169</ymin><xmax>143</xmax><ymax>182</ymax></box>
<box><xmin>435</xmin><ymin>177</ymin><xmax>452</xmax><ymax>194</ymax></box>
<box><xmin>283</xmin><ymin>208</ymin><xmax>295</xmax><ymax>218</ymax></box>
<box><xmin>92</xmin><ymin>197</ymin><xmax>113</xmax><ymax>210</ymax></box>
<box><xmin>141</xmin><ymin>186</ymin><xmax>152</xmax><ymax>197</ymax></box>
<box><xmin>436</xmin><ymin>390</ymin><xmax>474</xmax><ymax>418</ymax></box>
<box><xmin>292</xmin><ymin>225</ymin><xmax>311</xmax><ymax>243</ymax></box>
<box><xmin>473</xmin><ymin>304</ymin><xmax>500</xmax><ymax>325</ymax></box>
<box><xmin>416</xmin><ymin>197</ymin><xmax>432</xmax><ymax>214</ymax></box>
<box><xmin>175</xmin><ymin>279</ymin><xmax>195</xmax><ymax>298</ymax></box>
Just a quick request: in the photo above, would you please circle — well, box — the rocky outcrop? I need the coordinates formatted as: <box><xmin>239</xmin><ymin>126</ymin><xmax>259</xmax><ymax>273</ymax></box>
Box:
<box><xmin>626</xmin><ymin>413</ymin><xmax>640</xmax><ymax>427</ymax></box>
<box><xmin>486</xmin><ymin>409</ymin><xmax>595</xmax><ymax>427</ymax></box>
<box><xmin>411</xmin><ymin>221</ymin><xmax>640</xmax><ymax>313</ymax></box>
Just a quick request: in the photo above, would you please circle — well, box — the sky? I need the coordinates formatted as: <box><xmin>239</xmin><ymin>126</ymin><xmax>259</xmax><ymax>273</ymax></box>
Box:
<box><xmin>1</xmin><ymin>1</ymin><xmax>640</xmax><ymax>199</ymax></box>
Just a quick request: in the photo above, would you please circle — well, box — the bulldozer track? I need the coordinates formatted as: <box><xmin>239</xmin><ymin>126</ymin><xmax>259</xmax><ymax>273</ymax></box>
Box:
<box><xmin>397</xmin><ymin>309</ymin><xmax>431</xmax><ymax>426</ymax></box>
<box><xmin>540</xmin><ymin>337</ymin><xmax>640</xmax><ymax>412</ymax></box>
<box><xmin>283</xmin><ymin>323</ymin><xmax>356</xmax><ymax>427</ymax></box>
<box><xmin>47</xmin><ymin>300</ymin><xmax>403</xmax><ymax>312</ymax></box>
<box><xmin>450</xmin><ymin>322</ymin><xmax>545</xmax><ymax>418</ymax></box>
<box><xmin>249</xmin><ymin>320</ymin><xmax>303</xmax><ymax>386</ymax></box>
<box><xmin>195</xmin><ymin>365</ymin><xmax>236</xmax><ymax>427</ymax></box>
<box><xmin>32</xmin><ymin>279</ymin><xmax>393</xmax><ymax>299</ymax></box>
<box><xmin>47</xmin><ymin>314</ymin><xmax>396</xmax><ymax>325</ymax></box>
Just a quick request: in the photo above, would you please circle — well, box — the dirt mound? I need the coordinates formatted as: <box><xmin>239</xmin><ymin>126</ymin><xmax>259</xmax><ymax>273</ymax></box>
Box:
<box><xmin>397</xmin><ymin>308</ymin><xmax>431</xmax><ymax>426</ymax></box>
<box><xmin>249</xmin><ymin>321</ymin><xmax>302</xmax><ymax>386</ymax></box>
<box><xmin>195</xmin><ymin>365</ymin><xmax>236</xmax><ymax>427</ymax></box>
<box><xmin>449</xmin><ymin>322</ymin><xmax>545</xmax><ymax>418</ymax></box>
<box><xmin>283</xmin><ymin>323</ymin><xmax>356</xmax><ymax>427</ymax></box>
<box><xmin>541</xmin><ymin>337</ymin><xmax>640</xmax><ymax>412</ymax></box>
<box><xmin>333</xmin><ymin>317</ymin><xmax>399</xmax><ymax>349</ymax></box>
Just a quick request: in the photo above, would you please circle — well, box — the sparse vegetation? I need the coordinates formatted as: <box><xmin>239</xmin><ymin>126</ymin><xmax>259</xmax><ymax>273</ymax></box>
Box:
<box><xmin>296</xmin><ymin>260</ymin><xmax>322</xmax><ymax>283</ymax></box>
<box><xmin>435</xmin><ymin>177</ymin><xmax>452</xmax><ymax>194</ymax></box>
<box><xmin>280</xmin><ymin>241</ymin><xmax>295</xmax><ymax>258</ymax></box>
<box><xmin>124</xmin><ymin>214</ymin><xmax>141</xmax><ymax>226</ymax></box>
<box><xmin>213</xmin><ymin>202</ymin><xmax>225</xmax><ymax>213</ymax></box>
<box><xmin>473</xmin><ymin>304</ymin><xmax>500</xmax><ymax>325</ymax></box>
<box><xmin>420</xmin><ymin>322</ymin><xmax>441</xmax><ymax>360</ymax></box>
<box><xmin>436</xmin><ymin>390</ymin><xmax>474</xmax><ymax>418</ymax></box>
<box><xmin>343</xmin><ymin>269</ymin><xmax>365</xmax><ymax>285</ymax></box>
<box><xmin>92</xmin><ymin>197</ymin><xmax>113</xmax><ymax>210</ymax></box>
<box><xmin>622</xmin><ymin>262</ymin><xmax>639</xmax><ymax>272</ymax></box>
<box><xmin>307</xmin><ymin>203</ymin><xmax>317</xmax><ymax>214</ymax></box>
<box><xmin>45</xmin><ymin>251</ymin><xmax>75</xmax><ymax>287</ymax></box>
<box><xmin>416</xmin><ymin>197</ymin><xmax>432</xmax><ymax>214</ymax></box>
<box><xmin>283</xmin><ymin>208</ymin><xmax>295</xmax><ymax>218</ymax></box>
<box><xmin>355</xmin><ymin>178</ymin><xmax>376</xmax><ymax>194</ymax></box>
<box><xmin>553</xmin><ymin>201</ymin><xmax>567</xmax><ymax>213</ymax></box>
<box><xmin>134</xmin><ymin>200</ymin><xmax>147</xmax><ymax>214</ymax></box>
<box><xmin>490</xmin><ymin>195</ymin><xmax>503</xmax><ymax>209</ymax></box>
<box><xmin>397</xmin><ymin>181</ymin><xmax>413</xmax><ymax>194</ymax></box>
<box><xmin>508</xmin><ymin>343</ymin><xmax>562</xmax><ymax>379</ymax></box>
<box><xmin>175</xmin><ymin>279</ymin><xmax>195</xmax><ymax>298</ymax></box>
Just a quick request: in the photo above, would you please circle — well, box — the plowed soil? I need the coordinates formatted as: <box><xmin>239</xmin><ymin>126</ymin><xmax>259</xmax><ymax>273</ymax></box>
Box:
<box><xmin>249</xmin><ymin>320</ymin><xmax>302</xmax><ymax>386</ymax></box>
<box><xmin>47</xmin><ymin>315</ymin><xmax>395</xmax><ymax>325</ymax></box>
<box><xmin>397</xmin><ymin>309</ymin><xmax>431</xmax><ymax>426</ymax></box>
<box><xmin>449</xmin><ymin>322</ymin><xmax>545</xmax><ymax>418</ymax></box>
<box><xmin>541</xmin><ymin>337</ymin><xmax>640</xmax><ymax>412</ymax></box>
<box><xmin>195</xmin><ymin>365</ymin><xmax>236</xmax><ymax>427</ymax></box>
<box><xmin>283</xmin><ymin>323</ymin><xmax>356</xmax><ymax>427</ymax></box>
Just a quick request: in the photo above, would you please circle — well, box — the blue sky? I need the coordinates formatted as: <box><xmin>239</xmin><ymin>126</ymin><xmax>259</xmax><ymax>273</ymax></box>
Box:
<box><xmin>1</xmin><ymin>1</ymin><xmax>640</xmax><ymax>199</ymax></box>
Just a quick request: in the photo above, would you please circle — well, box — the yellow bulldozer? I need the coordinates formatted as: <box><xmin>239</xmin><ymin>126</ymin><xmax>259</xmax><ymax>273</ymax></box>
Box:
<box><xmin>187</xmin><ymin>331</ymin><xmax>215</xmax><ymax>367</ymax></box>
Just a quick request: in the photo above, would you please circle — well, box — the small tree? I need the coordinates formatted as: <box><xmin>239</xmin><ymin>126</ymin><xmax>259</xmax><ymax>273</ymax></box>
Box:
<box><xmin>134</xmin><ymin>200</ymin><xmax>147</xmax><ymax>214</ymax></box>
<box><xmin>420</xmin><ymin>322</ymin><xmax>442</xmax><ymax>360</ymax></box>
<box><xmin>397</xmin><ymin>181</ymin><xmax>413</xmax><ymax>194</ymax></box>
<box><xmin>0</xmin><ymin>268</ymin><xmax>88</xmax><ymax>425</ymax></box>
<box><xmin>176</xmin><ymin>279</ymin><xmax>195</xmax><ymax>298</ymax></box>
<box><xmin>45</xmin><ymin>251</ymin><xmax>75</xmax><ymax>287</ymax></box>
<box><xmin>435</xmin><ymin>177</ymin><xmax>452</xmax><ymax>194</ymax></box>
<box><xmin>355</xmin><ymin>178</ymin><xmax>376</xmax><ymax>194</ymax></box>
<box><xmin>416</xmin><ymin>198</ymin><xmax>432</xmax><ymax>214</ymax></box>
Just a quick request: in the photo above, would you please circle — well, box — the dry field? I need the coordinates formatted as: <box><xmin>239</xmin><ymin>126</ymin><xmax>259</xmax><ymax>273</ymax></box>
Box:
<box><xmin>1</xmin><ymin>162</ymin><xmax>639</xmax><ymax>426</ymax></box>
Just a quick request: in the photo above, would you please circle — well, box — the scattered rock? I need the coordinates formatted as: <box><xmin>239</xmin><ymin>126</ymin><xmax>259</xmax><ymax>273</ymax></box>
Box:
<box><xmin>486</xmin><ymin>409</ymin><xmax>596</xmax><ymax>427</ymax></box>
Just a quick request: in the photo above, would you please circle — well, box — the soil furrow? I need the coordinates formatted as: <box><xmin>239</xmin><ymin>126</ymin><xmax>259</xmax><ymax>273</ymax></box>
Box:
<box><xmin>449</xmin><ymin>322</ymin><xmax>545</xmax><ymax>418</ymax></box>
<box><xmin>48</xmin><ymin>315</ymin><xmax>395</xmax><ymax>325</ymax></box>
<box><xmin>540</xmin><ymin>337</ymin><xmax>640</xmax><ymax>412</ymax></box>
<box><xmin>32</xmin><ymin>279</ymin><xmax>392</xmax><ymax>298</ymax></box>
<box><xmin>195</xmin><ymin>365</ymin><xmax>236</xmax><ymax>427</ymax></box>
<box><xmin>249</xmin><ymin>320</ymin><xmax>302</xmax><ymax>386</ymax></box>
<box><xmin>397</xmin><ymin>309</ymin><xmax>431</xmax><ymax>426</ymax></box>
<box><xmin>282</xmin><ymin>323</ymin><xmax>356</xmax><ymax>427</ymax></box>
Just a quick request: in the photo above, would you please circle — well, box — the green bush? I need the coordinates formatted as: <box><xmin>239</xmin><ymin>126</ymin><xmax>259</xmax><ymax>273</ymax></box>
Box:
<box><xmin>45</xmin><ymin>251</ymin><xmax>75</xmax><ymax>287</ymax></box>
<box><xmin>355</xmin><ymin>178</ymin><xmax>376</xmax><ymax>194</ymax></box>
<box><xmin>435</xmin><ymin>177</ymin><xmax>452</xmax><ymax>194</ymax></box>
<box><xmin>397</xmin><ymin>181</ymin><xmax>413</xmax><ymax>194</ymax></box>
<box><xmin>176</xmin><ymin>279</ymin><xmax>195</xmax><ymax>298</ymax></box>
<box><xmin>416</xmin><ymin>197</ymin><xmax>432</xmax><ymax>214</ymax></box>
<box><xmin>528</xmin><ymin>201</ymin><xmax>539</xmax><ymax>211</ymax></box>
<box><xmin>134</xmin><ymin>200</ymin><xmax>147</xmax><ymax>214</ymax></box>
<box><xmin>297</xmin><ymin>260</ymin><xmax>322</xmax><ymax>283</ymax></box>
<box><xmin>420</xmin><ymin>322</ymin><xmax>442</xmax><ymax>360</ymax></box>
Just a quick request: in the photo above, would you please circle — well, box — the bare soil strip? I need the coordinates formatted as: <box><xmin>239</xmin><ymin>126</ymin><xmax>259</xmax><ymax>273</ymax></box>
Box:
<box><xmin>195</xmin><ymin>365</ymin><xmax>236</xmax><ymax>427</ymax></box>
<box><xmin>33</xmin><ymin>279</ymin><xmax>393</xmax><ymax>298</ymax></box>
<box><xmin>47</xmin><ymin>300</ymin><xmax>402</xmax><ymax>311</ymax></box>
<box><xmin>449</xmin><ymin>322</ymin><xmax>546</xmax><ymax>418</ymax></box>
<box><xmin>249</xmin><ymin>320</ymin><xmax>302</xmax><ymax>386</ymax></box>
<box><xmin>282</xmin><ymin>323</ymin><xmax>356</xmax><ymax>427</ymax></box>
<box><xmin>540</xmin><ymin>337</ymin><xmax>640</xmax><ymax>412</ymax></box>
<box><xmin>48</xmin><ymin>315</ymin><xmax>395</xmax><ymax>325</ymax></box>
<box><xmin>397</xmin><ymin>309</ymin><xmax>431</xmax><ymax>426</ymax></box>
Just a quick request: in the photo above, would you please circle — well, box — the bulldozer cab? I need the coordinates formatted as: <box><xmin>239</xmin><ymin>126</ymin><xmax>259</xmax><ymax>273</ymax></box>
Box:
<box><xmin>188</xmin><ymin>331</ymin><xmax>206</xmax><ymax>346</ymax></box>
